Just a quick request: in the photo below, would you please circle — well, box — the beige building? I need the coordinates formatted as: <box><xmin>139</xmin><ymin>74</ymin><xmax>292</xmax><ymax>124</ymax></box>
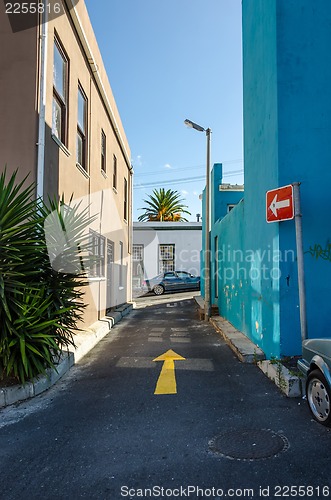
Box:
<box><xmin>1</xmin><ymin>0</ymin><xmax>133</xmax><ymax>326</ymax></box>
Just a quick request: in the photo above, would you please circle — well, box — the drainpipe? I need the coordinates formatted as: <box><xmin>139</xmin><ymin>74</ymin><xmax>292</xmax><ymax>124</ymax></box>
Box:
<box><xmin>36</xmin><ymin>0</ymin><xmax>48</xmax><ymax>200</ymax></box>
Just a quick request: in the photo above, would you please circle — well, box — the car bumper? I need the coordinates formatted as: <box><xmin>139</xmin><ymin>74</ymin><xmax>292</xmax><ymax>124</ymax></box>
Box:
<box><xmin>297</xmin><ymin>358</ymin><xmax>310</xmax><ymax>377</ymax></box>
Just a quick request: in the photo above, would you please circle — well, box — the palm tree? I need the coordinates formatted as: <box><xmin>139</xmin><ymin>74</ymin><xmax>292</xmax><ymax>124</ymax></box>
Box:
<box><xmin>138</xmin><ymin>188</ymin><xmax>191</xmax><ymax>222</ymax></box>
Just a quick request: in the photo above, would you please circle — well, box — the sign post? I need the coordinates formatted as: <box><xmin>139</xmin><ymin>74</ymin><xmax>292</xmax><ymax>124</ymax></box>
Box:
<box><xmin>292</xmin><ymin>182</ymin><xmax>307</xmax><ymax>342</ymax></box>
<box><xmin>266</xmin><ymin>183</ymin><xmax>307</xmax><ymax>342</ymax></box>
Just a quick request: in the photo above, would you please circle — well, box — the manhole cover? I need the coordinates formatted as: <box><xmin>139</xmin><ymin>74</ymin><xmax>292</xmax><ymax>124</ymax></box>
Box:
<box><xmin>209</xmin><ymin>429</ymin><xmax>289</xmax><ymax>461</ymax></box>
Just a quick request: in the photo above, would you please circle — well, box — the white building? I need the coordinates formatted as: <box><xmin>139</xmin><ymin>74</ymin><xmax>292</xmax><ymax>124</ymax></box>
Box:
<box><xmin>132</xmin><ymin>222</ymin><xmax>202</xmax><ymax>290</ymax></box>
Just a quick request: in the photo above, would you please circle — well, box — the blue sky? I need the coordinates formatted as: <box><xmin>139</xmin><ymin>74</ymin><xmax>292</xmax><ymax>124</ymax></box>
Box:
<box><xmin>84</xmin><ymin>0</ymin><xmax>243</xmax><ymax>222</ymax></box>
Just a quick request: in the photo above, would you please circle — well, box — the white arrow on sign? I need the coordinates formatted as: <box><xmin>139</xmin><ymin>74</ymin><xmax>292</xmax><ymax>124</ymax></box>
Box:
<box><xmin>269</xmin><ymin>194</ymin><xmax>290</xmax><ymax>217</ymax></box>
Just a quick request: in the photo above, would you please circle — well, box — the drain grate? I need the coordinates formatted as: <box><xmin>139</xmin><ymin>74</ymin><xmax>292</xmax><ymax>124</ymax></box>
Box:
<box><xmin>209</xmin><ymin>429</ymin><xmax>289</xmax><ymax>461</ymax></box>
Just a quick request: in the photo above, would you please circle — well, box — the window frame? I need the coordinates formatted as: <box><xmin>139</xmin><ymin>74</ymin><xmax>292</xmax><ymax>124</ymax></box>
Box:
<box><xmin>158</xmin><ymin>244</ymin><xmax>175</xmax><ymax>273</ymax></box>
<box><xmin>113</xmin><ymin>154</ymin><xmax>117</xmax><ymax>190</ymax></box>
<box><xmin>89</xmin><ymin>230</ymin><xmax>105</xmax><ymax>279</ymax></box>
<box><xmin>101</xmin><ymin>129</ymin><xmax>106</xmax><ymax>173</ymax></box>
<box><xmin>52</xmin><ymin>36</ymin><xmax>69</xmax><ymax>145</ymax></box>
<box><xmin>77</xmin><ymin>84</ymin><xmax>88</xmax><ymax>171</ymax></box>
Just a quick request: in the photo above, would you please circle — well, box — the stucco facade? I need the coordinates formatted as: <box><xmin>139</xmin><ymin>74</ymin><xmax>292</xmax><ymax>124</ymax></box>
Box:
<box><xmin>204</xmin><ymin>0</ymin><xmax>331</xmax><ymax>359</ymax></box>
<box><xmin>133</xmin><ymin>222</ymin><xmax>202</xmax><ymax>292</ymax></box>
<box><xmin>0</xmin><ymin>1</ymin><xmax>133</xmax><ymax>327</ymax></box>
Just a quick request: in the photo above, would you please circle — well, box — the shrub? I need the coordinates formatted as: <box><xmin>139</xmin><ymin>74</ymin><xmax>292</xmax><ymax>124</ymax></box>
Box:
<box><xmin>0</xmin><ymin>170</ymin><xmax>92</xmax><ymax>383</ymax></box>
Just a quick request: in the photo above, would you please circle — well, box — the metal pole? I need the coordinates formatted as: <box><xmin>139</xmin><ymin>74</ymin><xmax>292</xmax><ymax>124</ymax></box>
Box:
<box><xmin>204</xmin><ymin>128</ymin><xmax>211</xmax><ymax>321</ymax></box>
<box><xmin>293</xmin><ymin>182</ymin><xmax>307</xmax><ymax>341</ymax></box>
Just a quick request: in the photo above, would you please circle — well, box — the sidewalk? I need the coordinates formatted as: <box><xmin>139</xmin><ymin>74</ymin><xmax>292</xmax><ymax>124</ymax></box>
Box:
<box><xmin>0</xmin><ymin>302</ymin><xmax>133</xmax><ymax>409</ymax></box>
<box><xmin>194</xmin><ymin>295</ymin><xmax>303</xmax><ymax>398</ymax></box>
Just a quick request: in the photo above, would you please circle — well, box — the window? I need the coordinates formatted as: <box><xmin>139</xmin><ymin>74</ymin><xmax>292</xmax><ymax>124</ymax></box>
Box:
<box><xmin>132</xmin><ymin>244</ymin><xmax>144</xmax><ymax>286</ymax></box>
<box><xmin>89</xmin><ymin>230</ymin><xmax>105</xmax><ymax>278</ymax></box>
<box><xmin>159</xmin><ymin>244</ymin><xmax>175</xmax><ymax>273</ymax></box>
<box><xmin>113</xmin><ymin>155</ymin><xmax>117</xmax><ymax>190</ymax></box>
<box><xmin>164</xmin><ymin>272</ymin><xmax>176</xmax><ymax>279</ymax></box>
<box><xmin>107</xmin><ymin>239</ymin><xmax>114</xmax><ymax>264</ymax></box>
<box><xmin>101</xmin><ymin>130</ymin><xmax>106</xmax><ymax>173</ymax></box>
<box><xmin>227</xmin><ymin>204</ymin><xmax>236</xmax><ymax>212</ymax></box>
<box><xmin>77</xmin><ymin>85</ymin><xmax>87</xmax><ymax>170</ymax></box>
<box><xmin>124</xmin><ymin>177</ymin><xmax>128</xmax><ymax>220</ymax></box>
<box><xmin>133</xmin><ymin>244</ymin><xmax>143</xmax><ymax>262</ymax></box>
<box><xmin>52</xmin><ymin>37</ymin><xmax>68</xmax><ymax>144</ymax></box>
<box><xmin>177</xmin><ymin>271</ymin><xmax>191</xmax><ymax>279</ymax></box>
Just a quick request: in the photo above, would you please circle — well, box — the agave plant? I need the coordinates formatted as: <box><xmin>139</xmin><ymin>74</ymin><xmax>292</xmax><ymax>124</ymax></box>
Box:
<box><xmin>0</xmin><ymin>169</ymin><xmax>93</xmax><ymax>383</ymax></box>
<box><xmin>138</xmin><ymin>188</ymin><xmax>191</xmax><ymax>222</ymax></box>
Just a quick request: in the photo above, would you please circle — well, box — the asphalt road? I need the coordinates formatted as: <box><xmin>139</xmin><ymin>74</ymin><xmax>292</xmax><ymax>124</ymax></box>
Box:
<box><xmin>0</xmin><ymin>292</ymin><xmax>331</xmax><ymax>500</ymax></box>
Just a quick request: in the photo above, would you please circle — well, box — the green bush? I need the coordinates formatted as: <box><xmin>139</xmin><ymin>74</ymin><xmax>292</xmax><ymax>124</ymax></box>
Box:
<box><xmin>0</xmin><ymin>170</ymin><xmax>93</xmax><ymax>383</ymax></box>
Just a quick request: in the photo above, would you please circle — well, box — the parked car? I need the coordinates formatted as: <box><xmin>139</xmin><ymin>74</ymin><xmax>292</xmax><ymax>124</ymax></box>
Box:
<box><xmin>297</xmin><ymin>339</ymin><xmax>331</xmax><ymax>426</ymax></box>
<box><xmin>142</xmin><ymin>271</ymin><xmax>200</xmax><ymax>296</ymax></box>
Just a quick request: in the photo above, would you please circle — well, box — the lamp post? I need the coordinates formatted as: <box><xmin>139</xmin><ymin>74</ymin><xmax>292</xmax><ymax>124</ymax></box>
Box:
<box><xmin>184</xmin><ymin>119</ymin><xmax>211</xmax><ymax>321</ymax></box>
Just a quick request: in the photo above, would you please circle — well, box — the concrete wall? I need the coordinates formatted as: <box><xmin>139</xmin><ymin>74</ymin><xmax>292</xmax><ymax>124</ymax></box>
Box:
<box><xmin>0</xmin><ymin>6</ymin><xmax>39</xmax><ymax>186</ymax></box>
<box><xmin>201</xmin><ymin>163</ymin><xmax>244</xmax><ymax>304</ymax></box>
<box><xmin>207</xmin><ymin>0</ymin><xmax>331</xmax><ymax>359</ymax></box>
<box><xmin>211</xmin><ymin>163</ymin><xmax>244</xmax><ymax>224</ymax></box>
<box><xmin>0</xmin><ymin>1</ymin><xmax>132</xmax><ymax>328</ymax></box>
<box><xmin>241</xmin><ymin>0</ymin><xmax>282</xmax><ymax>357</ymax></box>
<box><xmin>275</xmin><ymin>0</ymin><xmax>331</xmax><ymax>352</ymax></box>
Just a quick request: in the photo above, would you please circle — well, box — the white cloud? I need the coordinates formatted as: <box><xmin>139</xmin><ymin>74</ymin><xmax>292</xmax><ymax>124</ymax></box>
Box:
<box><xmin>181</xmin><ymin>190</ymin><xmax>188</xmax><ymax>196</ymax></box>
<box><xmin>164</xmin><ymin>163</ymin><xmax>173</xmax><ymax>169</ymax></box>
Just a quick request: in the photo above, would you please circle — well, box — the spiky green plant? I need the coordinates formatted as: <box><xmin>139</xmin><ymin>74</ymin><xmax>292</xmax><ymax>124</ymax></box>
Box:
<box><xmin>138</xmin><ymin>188</ymin><xmax>191</xmax><ymax>222</ymax></box>
<box><xmin>0</xmin><ymin>169</ymin><xmax>93</xmax><ymax>383</ymax></box>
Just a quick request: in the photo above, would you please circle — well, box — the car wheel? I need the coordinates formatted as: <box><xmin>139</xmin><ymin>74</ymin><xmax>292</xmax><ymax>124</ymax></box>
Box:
<box><xmin>306</xmin><ymin>369</ymin><xmax>331</xmax><ymax>426</ymax></box>
<box><xmin>153</xmin><ymin>284</ymin><xmax>164</xmax><ymax>296</ymax></box>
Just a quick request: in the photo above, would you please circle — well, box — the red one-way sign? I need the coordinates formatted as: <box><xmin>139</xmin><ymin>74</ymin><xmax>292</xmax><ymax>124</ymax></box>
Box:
<box><xmin>266</xmin><ymin>185</ymin><xmax>294</xmax><ymax>223</ymax></box>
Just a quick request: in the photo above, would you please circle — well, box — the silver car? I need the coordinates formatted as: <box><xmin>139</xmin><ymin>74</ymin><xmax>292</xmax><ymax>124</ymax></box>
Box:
<box><xmin>298</xmin><ymin>339</ymin><xmax>331</xmax><ymax>426</ymax></box>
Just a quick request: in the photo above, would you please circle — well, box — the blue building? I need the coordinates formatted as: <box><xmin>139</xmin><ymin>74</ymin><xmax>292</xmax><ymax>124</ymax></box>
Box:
<box><xmin>203</xmin><ymin>0</ymin><xmax>331</xmax><ymax>359</ymax></box>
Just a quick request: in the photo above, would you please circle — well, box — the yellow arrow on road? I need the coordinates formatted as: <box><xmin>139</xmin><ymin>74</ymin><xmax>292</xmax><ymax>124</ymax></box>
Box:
<box><xmin>153</xmin><ymin>349</ymin><xmax>185</xmax><ymax>395</ymax></box>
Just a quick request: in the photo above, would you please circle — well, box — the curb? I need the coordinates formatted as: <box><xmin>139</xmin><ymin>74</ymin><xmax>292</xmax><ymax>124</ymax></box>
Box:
<box><xmin>209</xmin><ymin>316</ymin><xmax>265</xmax><ymax>364</ymax></box>
<box><xmin>257</xmin><ymin>360</ymin><xmax>303</xmax><ymax>398</ymax></box>
<box><xmin>194</xmin><ymin>296</ymin><xmax>302</xmax><ymax>398</ymax></box>
<box><xmin>0</xmin><ymin>302</ymin><xmax>133</xmax><ymax>409</ymax></box>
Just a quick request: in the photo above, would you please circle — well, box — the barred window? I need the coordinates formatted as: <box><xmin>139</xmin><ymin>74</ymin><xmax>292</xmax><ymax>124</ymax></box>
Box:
<box><xmin>133</xmin><ymin>244</ymin><xmax>144</xmax><ymax>286</ymax></box>
<box><xmin>159</xmin><ymin>244</ymin><xmax>175</xmax><ymax>273</ymax></box>
<box><xmin>89</xmin><ymin>230</ymin><xmax>105</xmax><ymax>278</ymax></box>
<box><xmin>133</xmin><ymin>244</ymin><xmax>144</xmax><ymax>262</ymax></box>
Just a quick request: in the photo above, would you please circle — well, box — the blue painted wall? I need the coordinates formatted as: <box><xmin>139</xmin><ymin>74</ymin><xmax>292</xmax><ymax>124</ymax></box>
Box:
<box><xmin>241</xmin><ymin>0</ymin><xmax>283</xmax><ymax>357</ymax></box>
<box><xmin>275</xmin><ymin>0</ymin><xmax>331</xmax><ymax>353</ymax></box>
<box><xmin>211</xmin><ymin>163</ymin><xmax>244</xmax><ymax>224</ymax></box>
<box><xmin>201</xmin><ymin>163</ymin><xmax>244</xmax><ymax>303</ymax></box>
<box><xmin>206</xmin><ymin>0</ymin><xmax>331</xmax><ymax>359</ymax></box>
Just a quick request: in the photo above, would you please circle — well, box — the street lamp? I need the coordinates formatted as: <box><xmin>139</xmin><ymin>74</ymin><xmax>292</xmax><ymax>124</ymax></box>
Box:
<box><xmin>184</xmin><ymin>118</ymin><xmax>211</xmax><ymax>321</ymax></box>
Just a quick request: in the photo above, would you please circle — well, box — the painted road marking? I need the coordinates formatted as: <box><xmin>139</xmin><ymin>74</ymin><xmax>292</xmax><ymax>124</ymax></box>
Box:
<box><xmin>153</xmin><ymin>349</ymin><xmax>185</xmax><ymax>395</ymax></box>
<box><xmin>115</xmin><ymin>357</ymin><xmax>213</xmax><ymax>371</ymax></box>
